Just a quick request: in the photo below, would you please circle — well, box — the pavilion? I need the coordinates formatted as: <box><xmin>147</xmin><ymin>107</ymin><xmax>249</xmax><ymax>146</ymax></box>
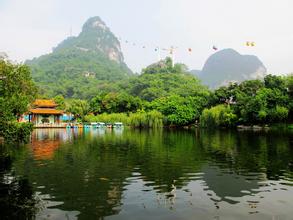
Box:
<box><xmin>29</xmin><ymin>99</ymin><xmax>64</xmax><ymax>126</ymax></box>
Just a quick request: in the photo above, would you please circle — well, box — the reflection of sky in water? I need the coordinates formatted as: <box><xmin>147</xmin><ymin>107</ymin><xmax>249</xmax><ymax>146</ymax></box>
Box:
<box><xmin>1</xmin><ymin>128</ymin><xmax>292</xmax><ymax>220</ymax></box>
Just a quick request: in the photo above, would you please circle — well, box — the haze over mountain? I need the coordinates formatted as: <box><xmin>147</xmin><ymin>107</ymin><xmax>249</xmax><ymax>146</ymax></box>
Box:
<box><xmin>26</xmin><ymin>16</ymin><xmax>132</xmax><ymax>99</ymax></box>
<box><xmin>191</xmin><ymin>49</ymin><xmax>267</xmax><ymax>88</ymax></box>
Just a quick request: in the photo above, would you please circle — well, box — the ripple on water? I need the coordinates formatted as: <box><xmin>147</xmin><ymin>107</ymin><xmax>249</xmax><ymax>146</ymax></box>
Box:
<box><xmin>1</xmin><ymin>128</ymin><xmax>293</xmax><ymax>220</ymax></box>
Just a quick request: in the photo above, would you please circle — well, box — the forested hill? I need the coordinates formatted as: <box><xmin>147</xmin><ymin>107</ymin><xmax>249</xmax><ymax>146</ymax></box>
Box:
<box><xmin>26</xmin><ymin>16</ymin><xmax>132</xmax><ymax>99</ymax></box>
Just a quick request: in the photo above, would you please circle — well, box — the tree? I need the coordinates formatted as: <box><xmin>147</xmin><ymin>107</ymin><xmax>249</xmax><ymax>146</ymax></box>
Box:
<box><xmin>67</xmin><ymin>99</ymin><xmax>89</xmax><ymax>121</ymax></box>
<box><xmin>264</xmin><ymin>74</ymin><xmax>286</xmax><ymax>91</ymax></box>
<box><xmin>89</xmin><ymin>94</ymin><xmax>103</xmax><ymax>115</ymax></box>
<box><xmin>200</xmin><ymin>104</ymin><xmax>237</xmax><ymax>127</ymax></box>
<box><xmin>285</xmin><ymin>74</ymin><xmax>293</xmax><ymax>120</ymax></box>
<box><xmin>0</xmin><ymin>59</ymin><xmax>37</xmax><ymax>141</ymax></box>
<box><xmin>270</xmin><ymin>105</ymin><xmax>289</xmax><ymax>122</ymax></box>
<box><xmin>214</xmin><ymin>83</ymin><xmax>239</xmax><ymax>104</ymax></box>
<box><xmin>53</xmin><ymin>95</ymin><xmax>66</xmax><ymax>110</ymax></box>
<box><xmin>151</xmin><ymin>95</ymin><xmax>208</xmax><ymax>126</ymax></box>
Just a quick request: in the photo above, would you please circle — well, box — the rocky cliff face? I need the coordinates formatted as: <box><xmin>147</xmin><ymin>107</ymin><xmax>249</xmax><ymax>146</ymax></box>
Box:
<box><xmin>191</xmin><ymin>49</ymin><xmax>267</xmax><ymax>88</ymax></box>
<box><xmin>54</xmin><ymin>16</ymin><xmax>124</xmax><ymax>64</ymax></box>
<box><xmin>0</xmin><ymin>52</ymin><xmax>8</xmax><ymax>61</ymax></box>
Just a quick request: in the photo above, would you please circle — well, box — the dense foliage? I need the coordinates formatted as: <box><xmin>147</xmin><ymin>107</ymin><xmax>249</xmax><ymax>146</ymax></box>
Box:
<box><xmin>0</xmin><ymin>60</ymin><xmax>37</xmax><ymax>141</ymax></box>
<box><xmin>200</xmin><ymin>104</ymin><xmax>237</xmax><ymax>127</ymax></box>
<box><xmin>53</xmin><ymin>57</ymin><xmax>292</xmax><ymax>128</ymax></box>
<box><xmin>85</xmin><ymin>58</ymin><xmax>212</xmax><ymax>126</ymax></box>
<box><xmin>205</xmin><ymin>74</ymin><xmax>293</xmax><ymax>127</ymax></box>
<box><xmin>27</xmin><ymin>48</ymin><xmax>131</xmax><ymax>99</ymax></box>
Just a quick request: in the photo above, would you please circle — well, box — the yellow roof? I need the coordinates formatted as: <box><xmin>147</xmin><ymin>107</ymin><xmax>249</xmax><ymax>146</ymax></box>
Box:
<box><xmin>33</xmin><ymin>99</ymin><xmax>57</xmax><ymax>108</ymax></box>
<box><xmin>30</xmin><ymin>108</ymin><xmax>63</xmax><ymax>115</ymax></box>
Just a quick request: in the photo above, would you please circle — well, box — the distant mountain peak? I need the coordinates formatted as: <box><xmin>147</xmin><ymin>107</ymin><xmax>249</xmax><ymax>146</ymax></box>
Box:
<box><xmin>82</xmin><ymin>16</ymin><xmax>108</xmax><ymax>32</ymax></box>
<box><xmin>54</xmin><ymin>16</ymin><xmax>124</xmax><ymax>64</ymax></box>
<box><xmin>193</xmin><ymin>48</ymin><xmax>267</xmax><ymax>88</ymax></box>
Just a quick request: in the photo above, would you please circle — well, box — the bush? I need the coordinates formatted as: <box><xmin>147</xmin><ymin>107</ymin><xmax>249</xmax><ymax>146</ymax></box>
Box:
<box><xmin>1</xmin><ymin>122</ymin><xmax>33</xmax><ymax>143</ymax></box>
<box><xmin>200</xmin><ymin>104</ymin><xmax>237</xmax><ymax>127</ymax></box>
<box><xmin>270</xmin><ymin>105</ymin><xmax>289</xmax><ymax>122</ymax></box>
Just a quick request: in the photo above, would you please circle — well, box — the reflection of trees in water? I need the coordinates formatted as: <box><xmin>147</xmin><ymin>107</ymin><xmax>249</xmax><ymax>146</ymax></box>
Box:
<box><xmin>199</xmin><ymin>129</ymin><xmax>293</xmax><ymax>178</ymax></box>
<box><xmin>1</xmin><ymin>128</ymin><xmax>292</xmax><ymax>219</ymax></box>
<box><xmin>7</xmin><ymin>129</ymin><xmax>207</xmax><ymax>219</ymax></box>
<box><xmin>0</xmin><ymin>145</ymin><xmax>40</xmax><ymax>219</ymax></box>
<box><xmin>199</xmin><ymin>129</ymin><xmax>293</xmax><ymax>204</ymax></box>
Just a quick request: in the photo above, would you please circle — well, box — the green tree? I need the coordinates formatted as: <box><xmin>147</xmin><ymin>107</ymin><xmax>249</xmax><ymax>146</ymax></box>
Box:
<box><xmin>151</xmin><ymin>95</ymin><xmax>208</xmax><ymax>126</ymax></box>
<box><xmin>200</xmin><ymin>104</ymin><xmax>237</xmax><ymax>127</ymax></box>
<box><xmin>264</xmin><ymin>74</ymin><xmax>286</xmax><ymax>91</ymax></box>
<box><xmin>89</xmin><ymin>94</ymin><xmax>103</xmax><ymax>114</ymax></box>
<box><xmin>285</xmin><ymin>74</ymin><xmax>293</xmax><ymax>120</ymax></box>
<box><xmin>67</xmin><ymin>99</ymin><xmax>90</xmax><ymax>121</ymax></box>
<box><xmin>0</xmin><ymin>59</ymin><xmax>37</xmax><ymax>141</ymax></box>
<box><xmin>270</xmin><ymin>105</ymin><xmax>289</xmax><ymax>122</ymax></box>
<box><xmin>53</xmin><ymin>95</ymin><xmax>66</xmax><ymax>110</ymax></box>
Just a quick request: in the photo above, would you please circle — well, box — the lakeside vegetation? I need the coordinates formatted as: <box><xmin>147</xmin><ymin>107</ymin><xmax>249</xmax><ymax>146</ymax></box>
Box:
<box><xmin>1</xmin><ymin>56</ymin><xmax>293</xmax><ymax>142</ymax></box>
<box><xmin>0</xmin><ymin>59</ymin><xmax>37</xmax><ymax>142</ymax></box>
<box><xmin>54</xmin><ymin>58</ymin><xmax>292</xmax><ymax>128</ymax></box>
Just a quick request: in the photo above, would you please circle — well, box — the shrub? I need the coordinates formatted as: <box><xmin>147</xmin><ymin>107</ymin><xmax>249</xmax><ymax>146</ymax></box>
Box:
<box><xmin>1</xmin><ymin>122</ymin><xmax>33</xmax><ymax>143</ymax></box>
<box><xmin>200</xmin><ymin>104</ymin><xmax>237</xmax><ymax>127</ymax></box>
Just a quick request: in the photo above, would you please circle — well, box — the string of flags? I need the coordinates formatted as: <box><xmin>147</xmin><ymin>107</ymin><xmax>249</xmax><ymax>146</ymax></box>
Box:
<box><xmin>118</xmin><ymin>36</ymin><xmax>255</xmax><ymax>59</ymax></box>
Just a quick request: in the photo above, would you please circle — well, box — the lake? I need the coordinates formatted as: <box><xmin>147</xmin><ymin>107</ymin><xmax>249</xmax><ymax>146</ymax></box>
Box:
<box><xmin>0</xmin><ymin>128</ymin><xmax>292</xmax><ymax>220</ymax></box>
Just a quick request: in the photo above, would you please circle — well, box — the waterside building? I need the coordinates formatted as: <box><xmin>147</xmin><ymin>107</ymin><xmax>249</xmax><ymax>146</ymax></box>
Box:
<box><xmin>29</xmin><ymin>99</ymin><xmax>64</xmax><ymax>126</ymax></box>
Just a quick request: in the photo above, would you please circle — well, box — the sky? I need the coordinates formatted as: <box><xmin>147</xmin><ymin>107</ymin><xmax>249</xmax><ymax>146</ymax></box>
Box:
<box><xmin>0</xmin><ymin>0</ymin><xmax>293</xmax><ymax>74</ymax></box>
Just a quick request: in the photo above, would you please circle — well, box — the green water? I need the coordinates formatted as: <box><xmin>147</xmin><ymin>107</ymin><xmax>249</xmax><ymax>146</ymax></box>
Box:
<box><xmin>0</xmin><ymin>128</ymin><xmax>292</xmax><ymax>220</ymax></box>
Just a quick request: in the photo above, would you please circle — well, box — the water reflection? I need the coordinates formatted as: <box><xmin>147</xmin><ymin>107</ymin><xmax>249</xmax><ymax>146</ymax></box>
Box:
<box><xmin>0</xmin><ymin>128</ymin><xmax>292</xmax><ymax>219</ymax></box>
<box><xmin>31</xmin><ymin>129</ymin><xmax>66</xmax><ymax>160</ymax></box>
<box><xmin>0</xmin><ymin>144</ymin><xmax>39</xmax><ymax>219</ymax></box>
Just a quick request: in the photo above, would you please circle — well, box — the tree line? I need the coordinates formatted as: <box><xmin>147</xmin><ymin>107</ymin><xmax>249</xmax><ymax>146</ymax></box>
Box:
<box><xmin>53</xmin><ymin>58</ymin><xmax>293</xmax><ymax>128</ymax></box>
<box><xmin>1</xmin><ymin>57</ymin><xmax>293</xmax><ymax>141</ymax></box>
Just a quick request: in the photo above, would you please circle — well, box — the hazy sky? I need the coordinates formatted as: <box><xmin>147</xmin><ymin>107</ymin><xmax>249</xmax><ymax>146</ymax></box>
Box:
<box><xmin>0</xmin><ymin>0</ymin><xmax>292</xmax><ymax>74</ymax></box>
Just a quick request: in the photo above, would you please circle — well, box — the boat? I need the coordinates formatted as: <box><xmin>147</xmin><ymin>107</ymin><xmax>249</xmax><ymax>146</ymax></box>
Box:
<box><xmin>96</xmin><ymin>122</ymin><xmax>106</xmax><ymax>128</ymax></box>
<box><xmin>91</xmin><ymin>122</ymin><xmax>97</xmax><ymax>128</ymax></box>
<box><xmin>106</xmin><ymin>123</ymin><xmax>113</xmax><ymax>128</ymax></box>
<box><xmin>83</xmin><ymin>124</ymin><xmax>91</xmax><ymax>129</ymax></box>
<box><xmin>113</xmin><ymin>122</ymin><xmax>123</xmax><ymax>128</ymax></box>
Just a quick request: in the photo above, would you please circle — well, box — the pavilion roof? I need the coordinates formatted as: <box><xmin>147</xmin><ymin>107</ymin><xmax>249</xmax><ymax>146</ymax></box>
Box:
<box><xmin>33</xmin><ymin>99</ymin><xmax>58</xmax><ymax>108</ymax></box>
<box><xmin>29</xmin><ymin>108</ymin><xmax>63</xmax><ymax>115</ymax></box>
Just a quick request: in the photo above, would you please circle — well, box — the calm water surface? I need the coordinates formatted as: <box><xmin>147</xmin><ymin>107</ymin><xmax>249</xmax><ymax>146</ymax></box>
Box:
<box><xmin>0</xmin><ymin>128</ymin><xmax>293</xmax><ymax>220</ymax></box>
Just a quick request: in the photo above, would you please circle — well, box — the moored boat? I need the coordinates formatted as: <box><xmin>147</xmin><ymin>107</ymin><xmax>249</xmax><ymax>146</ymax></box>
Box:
<box><xmin>113</xmin><ymin>122</ymin><xmax>123</xmax><ymax>128</ymax></box>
